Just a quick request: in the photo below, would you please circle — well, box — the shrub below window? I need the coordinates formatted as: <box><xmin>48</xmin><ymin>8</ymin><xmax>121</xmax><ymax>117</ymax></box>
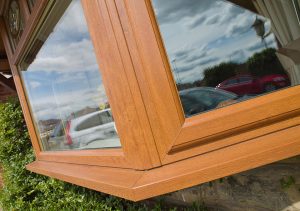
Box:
<box><xmin>0</xmin><ymin>99</ymin><xmax>208</xmax><ymax>210</ymax></box>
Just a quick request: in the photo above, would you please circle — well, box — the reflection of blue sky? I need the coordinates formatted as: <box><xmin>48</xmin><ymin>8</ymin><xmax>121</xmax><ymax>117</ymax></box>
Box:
<box><xmin>152</xmin><ymin>0</ymin><xmax>277</xmax><ymax>84</ymax></box>
<box><xmin>21</xmin><ymin>0</ymin><xmax>107</xmax><ymax>121</ymax></box>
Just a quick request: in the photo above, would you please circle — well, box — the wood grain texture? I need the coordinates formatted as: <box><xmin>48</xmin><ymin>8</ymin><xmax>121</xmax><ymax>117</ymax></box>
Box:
<box><xmin>118</xmin><ymin>0</ymin><xmax>300</xmax><ymax>164</ymax></box>
<box><xmin>2</xmin><ymin>0</ymin><xmax>300</xmax><ymax>201</ymax></box>
<box><xmin>81</xmin><ymin>0</ymin><xmax>161</xmax><ymax>169</ymax></box>
<box><xmin>0</xmin><ymin>59</ymin><xmax>9</xmax><ymax>71</ymax></box>
<box><xmin>104</xmin><ymin>0</ymin><xmax>161</xmax><ymax>167</ymax></box>
<box><xmin>116</xmin><ymin>0</ymin><xmax>184</xmax><ymax>160</ymax></box>
<box><xmin>0</xmin><ymin>19</ymin><xmax>42</xmax><ymax>157</ymax></box>
<box><xmin>27</xmin><ymin>124</ymin><xmax>300</xmax><ymax>201</ymax></box>
<box><xmin>11</xmin><ymin>0</ymin><xmax>48</xmax><ymax>64</ymax></box>
<box><xmin>27</xmin><ymin>160</ymin><xmax>143</xmax><ymax>200</ymax></box>
<box><xmin>0</xmin><ymin>1</ymin><xmax>5</xmax><ymax>16</ymax></box>
<box><xmin>19</xmin><ymin>0</ymin><xmax>30</xmax><ymax>21</ymax></box>
<box><xmin>1</xmin><ymin>0</ymin><xmax>162</xmax><ymax>170</ymax></box>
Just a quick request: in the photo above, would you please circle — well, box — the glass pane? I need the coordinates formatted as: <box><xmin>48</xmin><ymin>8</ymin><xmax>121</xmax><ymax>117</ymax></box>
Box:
<box><xmin>152</xmin><ymin>0</ymin><xmax>300</xmax><ymax>117</ymax></box>
<box><xmin>19</xmin><ymin>0</ymin><xmax>121</xmax><ymax>151</ymax></box>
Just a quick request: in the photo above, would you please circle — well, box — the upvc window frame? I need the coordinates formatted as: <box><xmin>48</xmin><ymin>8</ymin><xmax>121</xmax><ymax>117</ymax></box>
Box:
<box><xmin>0</xmin><ymin>0</ymin><xmax>161</xmax><ymax>170</ymax></box>
<box><xmin>119</xmin><ymin>0</ymin><xmax>300</xmax><ymax>164</ymax></box>
<box><xmin>0</xmin><ymin>0</ymin><xmax>299</xmax><ymax>201</ymax></box>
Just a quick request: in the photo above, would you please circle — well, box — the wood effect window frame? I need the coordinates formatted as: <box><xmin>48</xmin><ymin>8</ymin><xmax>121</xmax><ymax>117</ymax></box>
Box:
<box><xmin>0</xmin><ymin>0</ymin><xmax>299</xmax><ymax>201</ymax></box>
<box><xmin>117</xmin><ymin>0</ymin><xmax>300</xmax><ymax>164</ymax></box>
<box><xmin>0</xmin><ymin>0</ymin><xmax>161</xmax><ymax>170</ymax></box>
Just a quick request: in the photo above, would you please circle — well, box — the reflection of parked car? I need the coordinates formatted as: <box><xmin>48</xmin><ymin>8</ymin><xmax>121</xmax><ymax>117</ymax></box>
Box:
<box><xmin>179</xmin><ymin>87</ymin><xmax>238</xmax><ymax>117</ymax></box>
<box><xmin>216</xmin><ymin>74</ymin><xmax>290</xmax><ymax>95</ymax></box>
<box><xmin>66</xmin><ymin>109</ymin><xmax>117</xmax><ymax>147</ymax></box>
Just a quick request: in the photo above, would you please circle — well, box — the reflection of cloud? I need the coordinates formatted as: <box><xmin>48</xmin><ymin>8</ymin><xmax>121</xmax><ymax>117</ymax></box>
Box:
<box><xmin>226</xmin><ymin>15</ymin><xmax>253</xmax><ymax>37</ymax></box>
<box><xmin>206</xmin><ymin>15</ymin><xmax>220</xmax><ymax>25</ymax></box>
<box><xmin>28</xmin><ymin>0</ymin><xmax>98</xmax><ymax>75</ymax></box>
<box><xmin>152</xmin><ymin>0</ymin><xmax>279</xmax><ymax>83</ymax></box>
<box><xmin>189</xmin><ymin>16</ymin><xmax>207</xmax><ymax>29</ymax></box>
<box><xmin>221</xmin><ymin>2</ymin><xmax>246</xmax><ymax>23</ymax></box>
<box><xmin>31</xmin><ymin>39</ymin><xmax>98</xmax><ymax>73</ymax></box>
<box><xmin>177</xmin><ymin>57</ymin><xmax>219</xmax><ymax>73</ymax></box>
<box><xmin>49</xmin><ymin>0</ymin><xmax>89</xmax><ymax>43</ymax></box>
<box><xmin>31</xmin><ymin>86</ymin><xmax>107</xmax><ymax>120</ymax></box>
<box><xmin>174</xmin><ymin>48</ymin><xmax>190</xmax><ymax>60</ymax></box>
<box><xmin>186</xmin><ymin>1</ymin><xmax>246</xmax><ymax>29</ymax></box>
<box><xmin>247</xmin><ymin>38</ymin><xmax>277</xmax><ymax>52</ymax></box>
<box><xmin>22</xmin><ymin>0</ymin><xmax>108</xmax><ymax>121</ymax></box>
<box><xmin>30</xmin><ymin>81</ymin><xmax>42</xmax><ymax>89</ymax></box>
<box><xmin>152</xmin><ymin>0</ymin><xmax>216</xmax><ymax>24</ymax></box>
<box><xmin>228</xmin><ymin>50</ymin><xmax>247</xmax><ymax>63</ymax></box>
<box><xmin>185</xmin><ymin>51</ymin><xmax>208</xmax><ymax>63</ymax></box>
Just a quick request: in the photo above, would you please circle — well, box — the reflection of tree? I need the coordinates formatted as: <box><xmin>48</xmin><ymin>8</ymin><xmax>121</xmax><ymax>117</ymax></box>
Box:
<box><xmin>177</xmin><ymin>48</ymin><xmax>287</xmax><ymax>89</ymax></box>
<box><xmin>247</xmin><ymin>48</ymin><xmax>286</xmax><ymax>77</ymax></box>
<box><xmin>202</xmin><ymin>62</ymin><xmax>238</xmax><ymax>87</ymax></box>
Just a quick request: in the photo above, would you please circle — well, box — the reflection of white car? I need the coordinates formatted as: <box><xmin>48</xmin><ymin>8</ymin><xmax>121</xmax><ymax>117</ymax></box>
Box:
<box><xmin>66</xmin><ymin>109</ymin><xmax>118</xmax><ymax>147</ymax></box>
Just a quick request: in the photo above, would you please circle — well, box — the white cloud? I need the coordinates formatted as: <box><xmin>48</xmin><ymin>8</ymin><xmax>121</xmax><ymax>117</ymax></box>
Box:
<box><xmin>30</xmin><ymin>38</ymin><xmax>99</xmax><ymax>73</ymax></box>
<box><xmin>27</xmin><ymin>0</ymin><xmax>99</xmax><ymax>75</ymax></box>
<box><xmin>29</xmin><ymin>81</ymin><xmax>42</xmax><ymax>89</ymax></box>
<box><xmin>153</xmin><ymin>0</ymin><xmax>277</xmax><ymax>83</ymax></box>
<box><xmin>22</xmin><ymin>0</ymin><xmax>108</xmax><ymax>121</ymax></box>
<box><xmin>30</xmin><ymin>84</ymin><xmax>108</xmax><ymax>120</ymax></box>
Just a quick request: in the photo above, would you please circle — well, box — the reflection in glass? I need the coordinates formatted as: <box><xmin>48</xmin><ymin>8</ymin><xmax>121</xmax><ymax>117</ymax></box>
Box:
<box><xmin>152</xmin><ymin>0</ymin><xmax>300</xmax><ymax>117</ymax></box>
<box><xmin>19</xmin><ymin>0</ymin><xmax>121</xmax><ymax>151</ymax></box>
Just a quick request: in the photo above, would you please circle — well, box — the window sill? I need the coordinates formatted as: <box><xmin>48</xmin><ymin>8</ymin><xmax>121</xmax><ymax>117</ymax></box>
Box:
<box><xmin>27</xmin><ymin>125</ymin><xmax>300</xmax><ymax>201</ymax></box>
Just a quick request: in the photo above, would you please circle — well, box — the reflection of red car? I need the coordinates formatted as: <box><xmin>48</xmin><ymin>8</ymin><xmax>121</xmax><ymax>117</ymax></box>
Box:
<box><xmin>216</xmin><ymin>74</ymin><xmax>290</xmax><ymax>95</ymax></box>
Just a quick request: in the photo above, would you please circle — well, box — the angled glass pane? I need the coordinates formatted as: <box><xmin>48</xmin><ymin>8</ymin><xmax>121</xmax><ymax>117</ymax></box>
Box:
<box><xmin>152</xmin><ymin>0</ymin><xmax>300</xmax><ymax>117</ymax></box>
<box><xmin>19</xmin><ymin>0</ymin><xmax>121</xmax><ymax>151</ymax></box>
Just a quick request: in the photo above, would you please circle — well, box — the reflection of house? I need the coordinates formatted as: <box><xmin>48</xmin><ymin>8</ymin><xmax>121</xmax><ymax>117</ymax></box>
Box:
<box><xmin>1</xmin><ymin>0</ymin><xmax>300</xmax><ymax>206</ymax></box>
<box><xmin>70</xmin><ymin>107</ymin><xmax>99</xmax><ymax>119</ymax></box>
<box><xmin>38</xmin><ymin>119</ymin><xmax>60</xmax><ymax>133</ymax></box>
<box><xmin>38</xmin><ymin>119</ymin><xmax>60</xmax><ymax>139</ymax></box>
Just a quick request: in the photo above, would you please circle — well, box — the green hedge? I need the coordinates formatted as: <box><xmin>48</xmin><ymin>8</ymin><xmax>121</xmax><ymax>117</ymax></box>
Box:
<box><xmin>0</xmin><ymin>99</ymin><xmax>207</xmax><ymax>210</ymax></box>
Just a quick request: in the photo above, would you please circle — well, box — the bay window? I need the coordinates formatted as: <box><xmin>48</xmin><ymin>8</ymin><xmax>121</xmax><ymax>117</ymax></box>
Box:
<box><xmin>0</xmin><ymin>0</ymin><xmax>300</xmax><ymax>201</ymax></box>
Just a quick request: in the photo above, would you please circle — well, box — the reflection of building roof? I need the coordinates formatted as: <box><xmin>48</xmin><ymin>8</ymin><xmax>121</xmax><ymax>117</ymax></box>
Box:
<box><xmin>38</xmin><ymin>119</ymin><xmax>61</xmax><ymax>133</ymax></box>
<box><xmin>70</xmin><ymin>107</ymin><xmax>100</xmax><ymax>119</ymax></box>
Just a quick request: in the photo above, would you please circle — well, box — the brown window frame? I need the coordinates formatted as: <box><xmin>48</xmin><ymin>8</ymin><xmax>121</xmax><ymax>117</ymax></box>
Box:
<box><xmin>0</xmin><ymin>0</ymin><xmax>300</xmax><ymax>201</ymax></box>
<box><xmin>120</xmin><ymin>0</ymin><xmax>300</xmax><ymax>164</ymax></box>
<box><xmin>0</xmin><ymin>0</ymin><xmax>160</xmax><ymax>170</ymax></box>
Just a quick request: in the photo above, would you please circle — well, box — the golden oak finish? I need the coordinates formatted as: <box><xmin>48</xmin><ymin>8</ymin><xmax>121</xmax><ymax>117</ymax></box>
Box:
<box><xmin>0</xmin><ymin>19</ymin><xmax>42</xmax><ymax>157</ymax></box>
<box><xmin>11</xmin><ymin>0</ymin><xmax>48</xmax><ymax>63</ymax></box>
<box><xmin>117</xmin><ymin>0</ymin><xmax>300</xmax><ymax>164</ymax></box>
<box><xmin>1</xmin><ymin>0</ymin><xmax>161</xmax><ymax>170</ymax></box>
<box><xmin>80</xmin><ymin>0</ymin><xmax>160</xmax><ymax>169</ymax></box>
<box><xmin>27</xmin><ymin>160</ymin><xmax>144</xmax><ymax>200</ymax></box>
<box><xmin>116</xmin><ymin>0</ymin><xmax>184</xmax><ymax>160</ymax></box>
<box><xmin>27</xmin><ymin>124</ymin><xmax>300</xmax><ymax>201</ymax></box>
<box><xmin>1</xmin><ymin>0</ymin><xmax>300</xmax><ymax>201</ymax></box>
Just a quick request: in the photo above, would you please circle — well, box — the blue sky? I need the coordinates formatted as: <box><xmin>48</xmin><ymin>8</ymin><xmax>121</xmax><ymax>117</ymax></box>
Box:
<box><xmin>152</xmin><ymin>0</ymin><xmax>277</xmax><ymax>84</ymax></box>
<box><xmin>21</xmin><ymin>0</ymin><xmax>108</xmax><ymax>121</ymax></box>
<box><xmin>20</xmin><ymin>0</ymin><xmax>279</xmax><ymax>121</ymax></box>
